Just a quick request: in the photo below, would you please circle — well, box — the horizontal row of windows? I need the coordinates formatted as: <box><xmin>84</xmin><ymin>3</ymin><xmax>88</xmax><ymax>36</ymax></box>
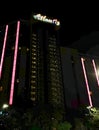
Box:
<box><xmin>32</xmin><ymin>44</ymin><xmax>37</xmax><ymax>48</ymax></box>
<box><xmin>48</xmin><ymin>37</ymin><xmax>56</xmax><ymax>41</ymax></box>
<box><xmin>31</xmin><ymin>52</ymin><xmax>37</xmax><ymax>56</ymax></box>
<box><xmin>50</xmin><ymin>73</ymin><xmax>62</xmax><ymax>78</ymax></box>
<box><xmin>32</xmin><ymin>33</ymin><xmax>37</xmax><ymax>37</ymax></box>
<box><xmin>31</xmin><ymin>60</ymin><xmax>36</xmax><ymax>64</ymax></box>
<box><xmin>51</xmin><ymin>87</ymin><xmax>62</xmax><ymax>91</ymax></box>
<box><xmin>48</xmin><ymin>48</ymin><xmax>57</xmax><ymax>52</ymax></box>
<box><xmin>48</xmin><ymin>49</ymin><xmax>59</xmax><ymax>54</ymax></box>
<box><xmin>50</xmin><ymin>69</ymin><xmax>61</xmax><ymax>74</ymax></box>
<box><xmin>32</xmin><ymin>57</ymin><xmax>36</xmax><ymax>60</ymax></box>
<box><xmin>32</xmin><ymin>41</ymin><xmax>37</xmax><ymax>44</ymax></box>
<box><xmin>50</xmin><ymin>77</ymin><xmax>62</xmax><ymax>82</ymax></box>
<box><xmin>31</xmin><ymin>86</ymin><xmax>36</xmax><ymax>89</ymax></box>
<box><xmin>31</xmin><ymin>91</ymin><xmax>36</xmax><ymax>95</ymax></box>
<box><xmin>49</xmin><ymin>55</ymin><xmax>59</xmax><ymax>59</ymax></box>
<box><xmin>50</xmin><ymin>68</ymin><xmax>57</xmax><ymax>71</ymax></box>
<box><xmin>49</xmin><ymin>63</ymin><xmax>60</xmax><ymax>67</ymax></box>
<box><xmin>7</xmin><ymin>46</ymin><xmax>29</xmax><ymax>52</ymax></box>
<box><xmin>50</xmin><ymin>82</ymin><xmax>62</xmax><ymax>86</ymax></box>
<box><xmin>49</xmin><ymin>59</ymin><xmax>59</xmax><ymax>64</ymax></box>
<box><xmin>31</xmin><ymin>80</ymin><xmax>36</xmax><ymax>83</ymax></box>
<box><xmin>49</xmin><ymin>52</ymin><xmax>59</xmax><ymax>56</ymax></box>
<box><xmin>48</xmin><ymin>44</ymin><xmax>56</xmax><ymax>48</ymax></box>
<box><xmin>49</xmin><ymin>68</ymin><xmax>61</xmax><ymax>73</ymax></box>
<box><xmin>50</xmin><ymin>92</ymin><xmax>63</xmax><ymax>99</ymax></box>
<box><xmin>31</xmin><ymin>65</ymin><xmax>36</xmax><ymax>69</ymax></box>
<box><xmin>32</xmin><ymin>37</ymin><xmax>37</xmax><ymax>41</ymax></box>
<box><xmin>49</xmin><ymin>63</ymin><xmax>61</xmax><ymax>67</ymax></box>
<box><xmin>48</xmin><ymin>42</ymin><xmax>57</xmax><ymax>45</ymax></box>
<box><xmin>50</xmin><ymin>97</ymin><xmax>62</xmax><ymax>104</ymax></box>
<box><xmin>31</xmin><ymin>76</ymin><xmax>36</xmax><ymax>79</ymax></box>
<box><xmin>50</xmin><ymin>96</ymin><xmax>63</xmax><ymax>102</ymax></box>
<box><xmin>50</xmin><ymin>93</ymin><xmax>63</xmax><ymax>99</ymax></box>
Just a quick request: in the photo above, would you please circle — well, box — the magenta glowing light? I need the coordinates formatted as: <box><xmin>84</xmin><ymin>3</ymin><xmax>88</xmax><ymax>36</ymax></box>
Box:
<box><xmin>92</xmin><ymin>59</ymin><xmax>99</xmax><ymax>87</ymax></box>
<box><xmin>81</xmin><ymin>58</ymin><xmax>93</xmax><ymax>107</ymax></box>
<box><xmin>0</xmin><ymin>25</ymin><xmax>8</xmax><ymax>79</ymax></box>
<box><xmin>9</xmin><ymin>21</ymin><xmax>20</xmax><ymax>105</ymax></box>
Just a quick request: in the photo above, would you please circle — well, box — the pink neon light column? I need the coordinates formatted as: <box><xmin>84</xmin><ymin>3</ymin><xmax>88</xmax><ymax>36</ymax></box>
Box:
<box><xmin>81</xmin><ymin>58</ymin><xmax>93</xmax><ymax>107</ymax></box>
<box><xmin>0</xmin><ymin>25</ymin><xmax>8</xmax><ymax>79</ymax></box>
<box><xmin>92</xmin><ymin>59</ymin><xmax>99</xmax><ymax>87</ymax></box>
<box><xmin>9</xmin><ymin>21</ymin><xmax>20</xmax><ymax>105</ymax></box>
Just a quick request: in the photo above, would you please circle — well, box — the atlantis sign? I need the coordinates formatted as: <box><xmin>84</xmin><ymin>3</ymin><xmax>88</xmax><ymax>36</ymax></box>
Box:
<box><xmin>33</xmin><ymin>14</ymin><xmax>60</xmax><ymax>26</ymax></box>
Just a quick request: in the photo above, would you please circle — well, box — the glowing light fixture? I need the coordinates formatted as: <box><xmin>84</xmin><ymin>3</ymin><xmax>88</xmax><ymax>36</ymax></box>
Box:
<box><xmin>81</xmin><ymin>58</ymin><xmax>93</xmax><ymax>107</ymax></box>
<box><xmin>2</xmin><ymin>104</ymin><xmax>9</xmax><ymax>109</ymax></box>
<box><xmin>0</xmin><ymin>25</ymin><xmax>8</xmax><ymax>79</ymax></box>
<box><xmin>9</xmin><ymin>21</ymin><xmax>20</xmax><ymax>105</ymax></box>
<box><xmin>92</xmin><ymin>59</ymin><xmax>99</xmax><ymax>87</ymax></box>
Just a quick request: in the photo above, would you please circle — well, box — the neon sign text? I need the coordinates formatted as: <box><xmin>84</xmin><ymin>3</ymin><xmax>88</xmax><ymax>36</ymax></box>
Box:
<box><xmin>33</xmin><ymin>14</ymin><xmax>60</xmax><ymax>26</ymax></box>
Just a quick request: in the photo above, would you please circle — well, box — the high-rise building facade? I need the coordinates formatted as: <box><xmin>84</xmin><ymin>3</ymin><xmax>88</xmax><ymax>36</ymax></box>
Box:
<box><xmin>0</xmin><ymin>20</ymin><xmax>30</xmax><ymax>108</ymax></box>
<box><xmin>0</xmin><ymin>14</ymin><xmax>65</xmax><ymax>115</ymax></box>
<box><xmin>60</xmin><ymin>47</ymin><xmax>99</xmax><ymax>109</ymax></box>
<box><xmin>30</xmin><ymin>13</ymin><xmax>65</xmax><ymax>111</ymax></box>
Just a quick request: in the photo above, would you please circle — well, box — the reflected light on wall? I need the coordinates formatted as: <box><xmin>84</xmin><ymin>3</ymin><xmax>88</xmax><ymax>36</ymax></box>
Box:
<box><xmin>9</xmin><ymin>21</ymin><xmax>20</xmax><ymax>105</ymax></box>
<box><xmin>92</xmin><ymin>59</ymin><xmax>99</xmax><ymax>87</ymax></box>
<box><xmin>81</xmin><ymin>58</ymin><xmax>93</xmax><ymax>107</ymax></box>
<box><xmin>0</xmin><ymin>25</ymin><xmax>8</xmax><ymax>79</ymax></box>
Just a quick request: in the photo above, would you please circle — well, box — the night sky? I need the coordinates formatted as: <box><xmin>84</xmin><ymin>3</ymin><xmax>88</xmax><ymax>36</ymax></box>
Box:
<box><xmin>0</xmin><ymin>1</ymin><xmax>99</xmax><ymax>51</ymax></box>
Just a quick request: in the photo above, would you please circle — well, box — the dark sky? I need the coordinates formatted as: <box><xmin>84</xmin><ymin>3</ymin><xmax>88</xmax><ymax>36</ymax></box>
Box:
<box><xmin>0</xmin><ymin>1</ymin><xmax>99</xmax><ymax>49</ymax></box>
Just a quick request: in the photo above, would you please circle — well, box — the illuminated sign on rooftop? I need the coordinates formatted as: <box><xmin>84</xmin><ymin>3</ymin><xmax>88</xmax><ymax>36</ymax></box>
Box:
<box><xmin>33</xmin><ymin>14</ymin><xmax>60</xmax><ymax>26</ymax></box>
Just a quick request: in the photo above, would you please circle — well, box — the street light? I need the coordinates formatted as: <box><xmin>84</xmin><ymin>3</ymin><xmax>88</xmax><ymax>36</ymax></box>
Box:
<box><xmin>2</xmin><ymin>104</ymin><xmax>9</xmax><ymax>109</ymax></box>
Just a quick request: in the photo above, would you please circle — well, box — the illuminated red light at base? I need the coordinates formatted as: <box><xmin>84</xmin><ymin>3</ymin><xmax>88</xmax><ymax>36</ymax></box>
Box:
<box><xmin>9</xmin><ymin>21</ymin><xmax>20</xmax><ymax>105</ymax></box>
<box><xmin>0</xmin><ymin>25</ymin><xmax>8</xmax><ymax>79</ymax></box>
<box><xmin>81</xmin><ymin>58</ymin><xmax>93</xmax><ymax>107</ymax></box>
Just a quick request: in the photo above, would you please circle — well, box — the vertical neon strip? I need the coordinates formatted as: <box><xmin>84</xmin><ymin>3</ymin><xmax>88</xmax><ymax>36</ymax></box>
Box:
<box><xmin>0</xmin><ymin>25</ymin><xmax>8</xmax><ymax>79</ymax></box>
<box><xmin>9</xmin><ymin>21</ymin><xmax>20</xmax><ymax>105</ymax></box>
<box><xmin>81</xmin><ymin>58</ymin><xmax>93</xmax><ymax>107</ymax></box>
<box><xmin>92</xmin><ymin>59</ymin><xmax>99</xmax><ymax>87</ymax></box>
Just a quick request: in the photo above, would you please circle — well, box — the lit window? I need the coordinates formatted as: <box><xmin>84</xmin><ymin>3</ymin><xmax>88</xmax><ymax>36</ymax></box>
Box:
<box><xmin>32</xmin><ymin>61</ymin><xmax>36</xmax><ymax>64</ymax></box>
<box><xmin>52</xmin><ymin>82</ymin><xmax>57</xmax><ymax>86</ymax></box>
<box><xmin>11</xmin><ymin>46</ymin><xmax>14</xmax><ymax>50</ymax></box>
<box><xmin>31</xmin><ymin>65</ymin><xmax>36</xmax><ymax>68</ymax></box>
<box><xmin>32</xmin><ymin>45</ymin><xmax>36</xmax><ymax>48</ymax></box>
<box><xmin>27</xmin><ymin>48</ymin><xmax>29</xmax><ymax>51</ymax></box>
<box><xmin>32</xmin><ymin>57</ymin><xmax>36</xmax><ymax>60</ymax></box>
<box><xmin>31</xmin><ymin>91</ymin><xmax>36</xmax><ymax>95</ymax></box>
<box><xmin>31</xmin><ymin>75</ymin><xmax>36</xmax><ymax>78</ymax></box>
<box><xmin>50</xmin><ymin>68</ymin><xmax>55</xmax><ymax>71</ymax></box>
<box><xmin>31</xmin><ymin>86</ymin><xmax>36</xmax><ymax>89</ymax></box>
<box><xmin>32</xmin><ymin>33</ymin><xmax>36</xmax><ymax>36</ymax></box>
<box><xmin>32</xmin><ymin>70</ymin><xmax>36</xmax><ymax>73</ymax></box>
<box><xmin>32</xmin><ymin>37</ymin><xmax>36</xmax><ymax>40</ymax></box>
<box><xmin>31</xmin><ymin>97</ymin><xmax>36</xmax><ymax>101</ymax></box>
<box><xmin>32</xmin><ymin>53</ymin><xmax>36</xmax><ymax>56</ymax></box>
<box><xmin>0</xmin><ymin>86</ymin><xmax>3</xmax><ymax>91</ymax></box>
<box><xmin>32</xmin><ymin>41</ymin><xmax>37</xmax><ymax>44</ymax></box>
<box><xmin>31</xmin><ymin>80</ymin><xmax>36</xmax><ymax>83</ymax></box>
<box><xmin>19</xmin><ymin>47</ymin><xmax>21</xmax><ymax>50</ymax></box>
<box><xmin>16</xmin><ymin>79</ymin><xmax>19</xmax><ymax>83</ymax></box>
<box><xmin>32</xmin><ymin>48</ymin><xmax>36</xmax><ymax>51</ymax></box>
